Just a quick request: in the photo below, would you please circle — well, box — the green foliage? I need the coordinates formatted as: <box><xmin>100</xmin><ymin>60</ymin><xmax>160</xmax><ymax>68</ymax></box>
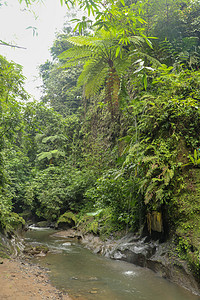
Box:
<box><xmin>185</xmin><ymin>149</ymin><xmax>200</xmax><ymax>167</ymax></box>
<box><xmin>85</xmin><ymin>169</ymin><xmax>143</xmax><ymax>231</ymax></box>
<box><xmin>0</xmin><ymin>1</ymin><xmax>198</xmax><ymax>272</ymax></box>
<box><xmin>77</xmin><ymin>207</ymin><xmax>114</xmax><ymax>236</ymax></box>
<box><xmin>138</xmin><ymin>0</ymin><xmax>200</xmax><ymax>68</ymax></box>
<box><xmin>40</xmin><ymin>60</ymin><xmax>82</xmax><ymax>116</ymax></box>
<box><xmin>59</xmin><ymin>31</ymin><xmax>128</xmax><ymax>111</ymax></box>
<box><xmin>57</xmin><ymin>211</ymin><xmax>77</xmax><ymax>226</ymax></box>
<box><xmin>0</xmin><ymin>55</ymin><xmax>28</xmax><ymax>232</ymax></box>
<box><xmin>0</xmin><ymin>190</ymin><xmax>25</xmax><ymax>233</ymax></box>
<box><xmin>86</xmin><ymin>209</ymin><xmax>103</xmax><ymax>216</ymax></box>
<box><xmin>24</xmin><ymin>165</ymin><xmax>96</xmax><ymax>221</ymax></box>
<box><xmin>4</xmin><ymin>146</ymin><xmax>32</xmax><ymax>213</ymax></box>
<box><xmin>139</xmin><ymin>140</ymin><xmax>177</xmax><ymax>209</ymax></box>
<box><xmin>173</xmin><ymin>171</ymin><xmax>200</xmax><ymax>276</ymax></box>
<box><xmin>176</xmin><ymin>235</ymin><xmax>200</xmax><ymax>278</ymax></box>
<box><xmin>123</xmin><ymin>67</ymin><xmax>200</xmax><ymax>215</ymax></box>
<box><xmin>59</xmin><ymin>26</ymin><xmax>157</xmax><ymax>117</ymax></box>
<box><xmin>176</xmin><ymin>236</ymin><xmax>191</xmax><ymax>258</ymax></box>
<box><xmin>23</xmin><ymin>104</ymin><xmax>70</xmax><ymax>169</ymax></box>
<box><xmin>0</xmin><ymin>55</ymin><xmax>27</xmax><ymax>102</ymax></box>
<box><xmin>37</xmin><ymin>149</ymin><xmax>66</xmax><ymax>162</ymax></box>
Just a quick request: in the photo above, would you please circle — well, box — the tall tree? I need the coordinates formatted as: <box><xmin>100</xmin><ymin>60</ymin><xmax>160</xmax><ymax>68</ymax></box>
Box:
<box><xmin>0</xmin><ymin>55</ymin><xmax>27</xmax><ymax>231</ymax></box>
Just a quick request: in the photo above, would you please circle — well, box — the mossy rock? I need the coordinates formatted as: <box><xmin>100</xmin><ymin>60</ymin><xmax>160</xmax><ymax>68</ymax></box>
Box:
<box><xmin>57</xmin><ymin>212</ymin><xmax>77</xmax><ymax>229</ymax></box>
<box><xmin>36</xmin><ymin>221</ymin><xmax>50</xmax><ymax>228</ymax></box>
<box><xmin>23</xmin><ymin>244</ymin><xmax>49</xmax><ymax>256</ymax></box>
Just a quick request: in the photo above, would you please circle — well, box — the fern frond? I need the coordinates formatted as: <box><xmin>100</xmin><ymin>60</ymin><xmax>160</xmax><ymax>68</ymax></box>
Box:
<box><xmin>144</xmin><ymin>181</ymin><xmax>157</xmax><ymax>204</ymax></box>
<box><xmin>114</xmin><ymin>56</ymin><xmax>131</xmax><ymax>76</ymax></box>
<box><xmin>78</xmin><ymin>59</ymin><xmax>108</xmax><ymax>97</ymax></box>
<box><xmin>66</xmin><ymin>36</ymin><xmax>102</xmax><ymax>47</ymax></box>
<box><xmin>160</xmin><ymin>39</ymin><xmax>175</xmax><ymax>56</ymax></box>
<box><xmin>85</xmin><ymin>69</ymin><xmax>108</xmax><ymax>97</ymax></box>
<box><xmin>59</xmin><ymin>46</ymin><xmax>93</xmax><ymax>60</ymax></box>
<box><xmin>35</xmin><ymin>133</ymin><xmax>45</xmax><ymax>142</ymax></box>
<box><xmin>133</xmin><ymin>51</ymin><xmax>162</xmax><ymax>67</ymax></box>
<box><xmin>37</xmin><ymin>150</ymin><xmax>65</xmax><ymax>162</ymax></box>
<box><xmin>155</xmin><ymin>188</ymin><xmax>164</xmax><ymax>201</ymax></box>
<box><xmin>42</xmin><ymin>134</ymin><xmax>68</xmax><ymax>144</ymax></box>
<box><xmin>66</xmin><ymin>32</ymin><xmax>118</xmax><ymax>54</ymax></box>
<box><xmin>61</xmin><ymin>59</ymin><xmax>86</xmax><ymax>68</ymax></box>
<box><xmin>129</xmin><ymin>35</ymin><xmax>145</xmax><ymax>47</ymax></box>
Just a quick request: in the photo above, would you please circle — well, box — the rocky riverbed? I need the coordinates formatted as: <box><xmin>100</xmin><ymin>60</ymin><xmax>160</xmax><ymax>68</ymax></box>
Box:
<box><xmin>0</xmin><ymin>258</ymin><xmax>72</xmax><ymax>300</ymax></box>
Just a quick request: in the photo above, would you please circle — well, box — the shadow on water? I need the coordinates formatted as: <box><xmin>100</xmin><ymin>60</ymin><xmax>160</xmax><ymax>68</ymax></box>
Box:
<box><xmin>24</xmin><ymin>228</ymin><xmax>200</xmax><ymax>300</ymax></box>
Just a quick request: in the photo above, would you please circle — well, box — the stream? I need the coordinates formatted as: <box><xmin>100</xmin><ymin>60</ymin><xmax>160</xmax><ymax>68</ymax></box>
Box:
<box><xmin>24</xmin><ymin>228</ymin><xmax>200</xmax><ymax>300</ymax></box>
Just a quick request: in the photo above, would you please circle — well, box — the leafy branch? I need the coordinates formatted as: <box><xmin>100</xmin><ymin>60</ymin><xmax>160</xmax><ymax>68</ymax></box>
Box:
<box><xmin>0</xmin><ymin>40</ymin><xmax>26</xmax><ymax>49</ymax></box>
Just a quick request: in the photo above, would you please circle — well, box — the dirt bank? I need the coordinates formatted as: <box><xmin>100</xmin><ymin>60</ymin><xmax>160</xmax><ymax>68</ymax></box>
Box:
<box><xmin>0</xmin><ymin>258</ymin><xmax>72</xmax><ymax>300</ymax></box>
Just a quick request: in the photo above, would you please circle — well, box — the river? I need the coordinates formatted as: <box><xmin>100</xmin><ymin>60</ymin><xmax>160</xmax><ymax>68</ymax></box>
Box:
<box><xmin>24</xmin><ymin>228</ymin><xmax>200</xmax><ymax>300</ymax></box>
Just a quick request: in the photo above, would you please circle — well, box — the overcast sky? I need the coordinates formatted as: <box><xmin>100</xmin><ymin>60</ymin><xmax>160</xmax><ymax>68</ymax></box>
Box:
<box><xmin>0</xmin><ymin>0</ymin><xmax>68</xmax><ymax>99</ymax></box>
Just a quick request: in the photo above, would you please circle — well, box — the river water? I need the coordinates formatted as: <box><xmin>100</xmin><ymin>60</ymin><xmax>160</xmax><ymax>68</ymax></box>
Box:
<box><xmin>24</xmin><ymin>228</ymin><xmax>200</xmax><ymax>300</ymax></box>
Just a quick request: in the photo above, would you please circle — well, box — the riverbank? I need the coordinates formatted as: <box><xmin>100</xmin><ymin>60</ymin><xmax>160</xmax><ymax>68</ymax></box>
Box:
<box><xmin>0</xmin><ymin>258</ymin><xmax>72</xmax><ymax>300</ymax></box>
<box><xmin>52</xmin><ymin>229</ymin><xmax>200</xmax><ymax>297</ymax></box>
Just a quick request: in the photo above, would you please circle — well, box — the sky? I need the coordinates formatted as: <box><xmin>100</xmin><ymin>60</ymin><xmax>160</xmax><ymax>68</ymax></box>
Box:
<box><xmin>0</xmin><ymin>0</ymin><xmax>69</xmax><ymax>99</ymax></box>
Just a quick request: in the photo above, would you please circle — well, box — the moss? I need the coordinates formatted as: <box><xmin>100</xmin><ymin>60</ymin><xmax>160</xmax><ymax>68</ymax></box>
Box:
<box><xmin>87</xmin><ymin>220</ymin><xmax>99</xmax><ymax>234</ymax></box>
<box><xmin>172</xmin><ymin>168</ymin><xmax>200</xmax><ymax>279</ymax></box>
<box><xmin>23</xmin><ymin>244</ymin><xmax>49</xmax><ymax>256</ymax></box>
<box><xmin>0</xmin><ymin>235</ymin><xmax>11</xmax><ymax>258</ymax></box>
<box><xmin>0</xmin><ymin>251</ymin><xmax>10</xmax><ymax>259</ymax></box>
<box><xmin>36</xmin><ymin>221</ymin><xmax>50</xmax><ymax>227</ymax></box>
<box><xmin>57</xmin><ymin>211</ymin><xmax>77</xmax><ymax>228</ymax></box>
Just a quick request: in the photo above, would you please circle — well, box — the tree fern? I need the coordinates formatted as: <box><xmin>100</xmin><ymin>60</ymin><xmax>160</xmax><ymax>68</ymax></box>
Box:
<box><xmin>59</xmin><ymin>46</ymin><xmax>93</xmax><ymax>60</ymax></box>
<box><xmin>78</xmin><ymin>59</ymin><xmax>108</xmax><ymax>97</ymax></box>
<box><xmin>59</xmin><ymin>28</ymin><xmax>156</xmax><ymax>116</ymax></box>
<box><xmin>66</xmin><ymin>36</ymin><xmax>101</xmax><ymax>47</ymax></box>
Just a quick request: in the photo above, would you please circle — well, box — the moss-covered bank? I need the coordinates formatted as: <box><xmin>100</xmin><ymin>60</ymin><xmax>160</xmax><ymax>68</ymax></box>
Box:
<box><xmin>171</xmin><ymin>168</ymin><xmax>200</xmax><ymax>281</ymax></box>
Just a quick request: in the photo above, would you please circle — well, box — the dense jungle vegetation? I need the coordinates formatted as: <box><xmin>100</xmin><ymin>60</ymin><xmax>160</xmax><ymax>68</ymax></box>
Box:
<box><xmin>1</xmin><ymin>0</ymin><xmax>200</xmax><ymax>278</ymax></box>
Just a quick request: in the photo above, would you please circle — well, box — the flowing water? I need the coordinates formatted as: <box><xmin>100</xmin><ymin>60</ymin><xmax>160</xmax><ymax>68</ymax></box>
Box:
<box><xmin>24</xmin><ymin>228</ymin><xmax>200</xmax><ymax>300</ymax></box>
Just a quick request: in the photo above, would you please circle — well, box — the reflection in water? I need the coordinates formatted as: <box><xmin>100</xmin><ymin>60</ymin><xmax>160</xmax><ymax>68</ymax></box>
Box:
<box><xmin>25</xmin><ymin>229</ymin><xmax>200</xmax><ymax>300</ymax></box>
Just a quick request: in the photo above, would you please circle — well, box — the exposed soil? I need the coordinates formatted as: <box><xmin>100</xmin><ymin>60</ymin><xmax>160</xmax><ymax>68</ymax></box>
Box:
<box><xmin>0</xmin><ymin>258</ymin><xmax>72</xmax><ymax>300</ymax></box>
